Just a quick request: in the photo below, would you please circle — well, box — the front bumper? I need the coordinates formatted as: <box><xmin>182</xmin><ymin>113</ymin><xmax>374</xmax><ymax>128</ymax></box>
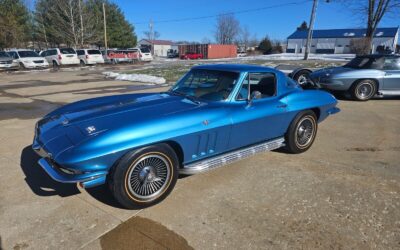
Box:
<box><xmin>32</xmin><ymin>137</ymin><xmax>107</xmax><ymax>188</ymax></box>
<box><xmin>0</xmin><ymin>63</ymin><xmax>19</xmax><ymax>70</ymax></box>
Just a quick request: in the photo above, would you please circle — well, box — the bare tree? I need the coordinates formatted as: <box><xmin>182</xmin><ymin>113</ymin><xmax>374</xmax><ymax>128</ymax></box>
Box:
<box><xmin>237</xmin><ymin>25</ymin><xmax>251</xmax><ymax>49</ymax></box>
<box><xmin>343</xmin><ymin>0</ymin><xmax>400</xmax><ymax>52</ymax></box>
<box><xmin>143</xmin><ymin>30</ymin><xmax>160</xmax><ymax>41</ymax></box>
<box><xmin>214</xmin><ymin>13</ymin><xmax>240</xmax><ymax>44</ymax></box>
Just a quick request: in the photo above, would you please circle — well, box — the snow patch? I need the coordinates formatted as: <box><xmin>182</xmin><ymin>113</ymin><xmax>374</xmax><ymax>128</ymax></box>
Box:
<box><xmin>103</xmin><ymin>71</ymin><xmax>166</xmax><ymax>84</ymax></box>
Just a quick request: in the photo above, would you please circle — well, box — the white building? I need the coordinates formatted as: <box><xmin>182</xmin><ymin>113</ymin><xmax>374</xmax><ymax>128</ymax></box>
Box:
<box><xmin>138</xmin><ymin>39</ymin><xmax>178</xmax><ymax>57</ymax></box>
<box><xmin>287</xmin><ymin>27</ymin><xmax>399</xmax><ymax>54</ymax></box>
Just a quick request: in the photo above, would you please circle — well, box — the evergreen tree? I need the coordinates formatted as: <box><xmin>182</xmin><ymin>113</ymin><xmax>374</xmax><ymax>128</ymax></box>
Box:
<box><xmin>0</xmin><ymin>0</ymin><xmax>30</xmax><ymax>49</ymax></box>
<box><xmin>258</xmin><ymin>36</ymin><xmax>273</xmax><ymax>54</ymax></box>
<box><xmin>297</xmin><ymin>21</ymin><xmax>308</xmax><ymax>31</ymax></box>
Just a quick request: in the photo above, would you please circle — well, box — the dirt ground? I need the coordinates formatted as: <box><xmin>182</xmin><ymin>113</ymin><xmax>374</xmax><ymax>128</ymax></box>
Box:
<box><xmin>0</xmin><ymin>62</ymin><xmax>399</xmax><ymax>250</ymax></box>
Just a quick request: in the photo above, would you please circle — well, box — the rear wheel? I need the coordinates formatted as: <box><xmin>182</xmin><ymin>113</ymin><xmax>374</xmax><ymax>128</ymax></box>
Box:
<box><xmin>108</xmin><ymin>144</ymin><xmax>178</xmax><ymax>209</ymax></box>
<box><xmin>52</xmin><ymin>61</ymin><xmax>59</xmax><ymax>69</ymax></box>
<box><xmin>80</xmin><ymin>60</ymin><xmax>85</xmax><ymax>66</ymax></box>
<box><xmin>350</xmin><ymin>79</ymin><xmax>377</xmax><ymax>101</ymax></box>
<box><xmin>285</xmin><ymin>110</ymin><xmax>318</xmax><ymax>154</ymax></box>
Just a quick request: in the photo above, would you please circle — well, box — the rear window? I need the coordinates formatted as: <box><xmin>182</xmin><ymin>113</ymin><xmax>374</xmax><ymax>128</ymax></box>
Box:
<box><xmin>88</xmin><ymin>50</ymin><xmax>101</xmax><ymax>55</ymax></box>
<box><xmin>76</xmin><ymin>50</ymin><xmax>84</xmax><ymax>56</ymax></box>
<box><xmin>140</xmin><ymin>48</ymin><xmax>150</xmax><ymax>53</ymax></box>
<box><xmin>18</xmin><ymin>51</ymin><xmax>40</xmax><ymax>58</ymax></box>
<box><xmin>60</xmin><ymin>48</ymin><xmax>76</xmax><ymax>54</ymax></box>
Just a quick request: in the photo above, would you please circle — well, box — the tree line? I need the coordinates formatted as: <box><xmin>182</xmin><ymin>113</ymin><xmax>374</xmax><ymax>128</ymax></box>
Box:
<box><xmin>0</xmin><ymin>0</ymin><xmax>137</xmax><ymax>50</ymax></box>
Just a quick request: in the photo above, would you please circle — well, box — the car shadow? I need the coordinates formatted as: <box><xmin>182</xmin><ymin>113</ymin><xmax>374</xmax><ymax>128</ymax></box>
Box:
<box><xmin>86</xmin><ymin>185</ymin><xmax>126</xmax><ymax>209</ymax></box>
<box><xmin>20</xmin><ymin>145</ymin><xmax>80</xmax><ymax>197</ymax></box>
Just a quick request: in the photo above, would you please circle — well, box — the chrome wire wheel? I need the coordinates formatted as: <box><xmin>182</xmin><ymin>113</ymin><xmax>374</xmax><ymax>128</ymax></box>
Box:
<box><xmin>295</xmin><ymin>115</ymin><xmax>316</xmax><ymax>149</ymax></box>
<box><xmin>126</xmin><ymin>154</ymin><xmax>171</xmax><ymax>201</ymax></box>
<box><xmin>354</xmin><ymin>80</ymin><xmax>375</xmax><ymax>100</ymax></box>
<box><xmin>297</xmin><ymin>74</ymin><xmax>308</xmax><ymax>86</ymax></box>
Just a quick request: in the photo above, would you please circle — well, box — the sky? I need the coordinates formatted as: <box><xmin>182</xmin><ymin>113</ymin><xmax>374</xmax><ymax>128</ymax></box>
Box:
<box><xmin>112</xmin><ymin>0</ymin><xmax>399</xmax><ymax>42</ymax></box>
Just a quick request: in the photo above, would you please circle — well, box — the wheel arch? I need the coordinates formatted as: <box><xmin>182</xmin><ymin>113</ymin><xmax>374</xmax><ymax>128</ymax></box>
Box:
<box><xmin>310</xmin><ymin>107</ymin><xmax>321</xmax><ymax>121</ymax></box>
<box><xmin>291</xmin><ymin>68</ymin><xmax>313</xmax><ymax>79</ymax></box>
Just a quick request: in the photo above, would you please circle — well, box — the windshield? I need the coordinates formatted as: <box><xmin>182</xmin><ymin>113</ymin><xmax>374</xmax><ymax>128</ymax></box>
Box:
<box><xmin>18</xmin><ymin>51</ymin><xmax>40</xmax><ymax>58</ymax></box>
<box><xmin>140</xmin><ymin>48</ymin><xmax>150</xmax><ymax>53</ymax></box>
<box><xmin>88</xmin><ymin>50</ymin><xmax>101</xmax><ymax>55</ymax></box>
<box><xmin>344</xmin><ymin>56</ymin><xmax>384</xmax><ymax>69</ymax></box>
<box><xmin>60</xmin><ymin>48</ymin><xmax>76</xmax><ymax>54</ymax></box>
<box><xmin>170</xmin><ymin>69</ymin><xmax>239</xmax><ymax>102</ymax></box>
<box><xmin>0</xmin><ymin>51</ymin><xmax>10</xmax><ymax>57</ymax></box>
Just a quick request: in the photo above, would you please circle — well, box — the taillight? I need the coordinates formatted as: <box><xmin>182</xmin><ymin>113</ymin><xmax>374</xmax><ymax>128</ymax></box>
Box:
<box><xmin>86</xmin><ymin>55</ymin><xmax>89</xmax><ymax>59</ymax></box>
<box><xmin>58</xmin><ymin>54</ymin><xmax>62</xmax><ymax>60</ymax></box>
<box><xmin>140</xmin><ymin>54</ymin><xmax>142</xmax><ymax>57</ymax></box>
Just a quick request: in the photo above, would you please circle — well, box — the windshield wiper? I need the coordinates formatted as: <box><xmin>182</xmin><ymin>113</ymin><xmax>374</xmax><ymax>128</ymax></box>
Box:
<box><xmin>168</xmin><ymin>90</ymin><xmax>201</xmax><ymax>105</ymax></box>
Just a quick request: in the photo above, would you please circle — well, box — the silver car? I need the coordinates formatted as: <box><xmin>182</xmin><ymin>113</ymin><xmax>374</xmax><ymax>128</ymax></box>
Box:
<box><xmin>309</xmin><ymin>55</ymin><xmax>400</xmax><ymax>101</ymax></box>
<box><xmin>0</xmin><ymin>51</ymin><xmax>19</xmax><ymax>70</ymax></box>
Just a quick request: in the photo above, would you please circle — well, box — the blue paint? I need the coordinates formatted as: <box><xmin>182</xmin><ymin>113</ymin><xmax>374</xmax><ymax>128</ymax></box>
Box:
<box><xmin>33</xmin><ymin>64</ymin><xmax>339</xmax><ymax>187</ymax></box>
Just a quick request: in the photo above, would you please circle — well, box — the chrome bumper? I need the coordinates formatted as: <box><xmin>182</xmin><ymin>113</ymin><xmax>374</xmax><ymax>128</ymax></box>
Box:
<box><xmin>37</xmin><ymin>158</ymin><xmax>107</xmax><ymax>188</ymax></box>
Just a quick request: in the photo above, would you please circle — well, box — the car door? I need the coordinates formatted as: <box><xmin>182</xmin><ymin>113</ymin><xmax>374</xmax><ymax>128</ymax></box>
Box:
<box><xmin>228</xmin><ymin>72</ymin><xmax>288</xmax><ymax>150</ymax></box>
<box><xmin>382</xmin><ymin>57</ymin><xmax>400</xmax><ymax>90</ymax></box>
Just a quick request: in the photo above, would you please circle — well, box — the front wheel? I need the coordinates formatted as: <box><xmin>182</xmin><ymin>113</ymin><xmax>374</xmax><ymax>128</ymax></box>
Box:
<box><xmin>285</xmin><ymin>110</ymin><xmax>318</xmax><ymax>154</ymax></box>
<box><xmin>108</xmin><ymin>144</ymin><xmax>178</xmax><ymax>209</ymax></box>
<box><xmin>350</xmin><ymin>79</ymin><xmax>376</xmax><ymax>101</ymax></box>
<box><xmin>293</xmin><ymin>70</ymin><xmax>311</xmax><ymax>88</ymax></box>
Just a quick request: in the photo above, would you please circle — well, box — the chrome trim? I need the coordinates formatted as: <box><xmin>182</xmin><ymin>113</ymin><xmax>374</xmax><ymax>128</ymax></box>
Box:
<box><xmin>378</xmin><ymin>90</ymin><xmax>400</xmax><ymax>96</ymax></box>
<box><xmin>38</xmin><ymin>158</ymin><xmax>107</xmax><ymax>184</ymax></box>
<box><xmin>180</xmin><ymin>137</ymin><xmax>285</xmax><ymax>175</ymax></box>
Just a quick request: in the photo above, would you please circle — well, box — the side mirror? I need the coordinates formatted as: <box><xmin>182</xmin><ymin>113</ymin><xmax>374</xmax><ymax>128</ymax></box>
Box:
<box><xmin>248</xmin><ymin>91</ymin><xmax>262</xmax><ymax>105</ymax></box>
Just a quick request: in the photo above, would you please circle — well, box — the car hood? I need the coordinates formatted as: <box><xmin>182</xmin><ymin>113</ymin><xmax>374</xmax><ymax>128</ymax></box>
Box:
<box><xmin>0</xmin><ymin>57</ymin><xmax>13</xmax><ymax>61</ymax></box>
<box><xmin>311</xmin><ymin>66</ymin><xmax>353</xmax><ymax>77</ymax></box>
<box><xmin>38</xmin><ymin>93</ymin><xmax>202</xmax><ymax>146</ymax></box>
<box><xmin>20</xmin><ymin>57</ymin><xmax>46</xmax><ymax>61</ymax></box>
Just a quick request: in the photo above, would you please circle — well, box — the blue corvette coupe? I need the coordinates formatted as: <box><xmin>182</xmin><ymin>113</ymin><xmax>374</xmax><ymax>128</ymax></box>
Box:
<box><xmin>33</xmin><ymin>64</ymin><xmax>340</xmax><ymax>208</ymax></box>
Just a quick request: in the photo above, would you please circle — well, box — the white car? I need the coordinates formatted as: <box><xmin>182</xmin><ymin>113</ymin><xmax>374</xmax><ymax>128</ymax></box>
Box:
<box><xmin>128</xmin><ymin>48</ymin><xmax>153</xmax><ymax>62</ymax></box>
<box><xmin>7</xmin><ymin>50</ymin><xmax>49</xmax><ymax>69</ymax></box>
<box><xmin>76</xmin><ymin>49</ymin><xmax>105</xmax><ymax>65</ymax></box>
<box><xmin>0</xmin><ymin>51</ymin><xmax>19</xmax><ymax>70</ymax></box>
<box><xmin>40</xmin><ymin>48</ymin><xmax>79</xmax><ymax>68</ymax></box>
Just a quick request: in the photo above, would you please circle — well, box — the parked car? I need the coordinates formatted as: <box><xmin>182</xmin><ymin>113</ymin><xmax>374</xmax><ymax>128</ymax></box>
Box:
<box><xmin>33</xmin><ymin>64</ymin><xmax>339</xmax><ymax>208</ymax></box>
<box><xmin>167</xmin><ymin>49</ymin><xmax>179</xmax><ymax>58</ymax></box>
<box><xmin>102</xmin><ymin>49</ymin><xmax>139</xmax><ymax>64</ymax></box>
<box><xmin>76</xmin><ymin>49</ymin><xmax>105</xmax><ymax>65</ymax></box>
<box><xmin>180</xmin><ymin>52</ymin><xmax>203</xmax><ymax>60</ymax></box>
<box><xmin>40</xmin><ymin>48</ymin><xmax>80</xmax><ymax>68</ymax></box>
<box><xmin>8</xmin><ymin>49</ymin><xmax>49</xmax><ymax>69</ymax></box>
<box><xmin>0</xmin><ymin>51</ymin><xmax>19</xmax><ymax>70</ymax></box>
<box><xmin>295</xmin><ymin>54</ymin><xmax>400</xmax><ymax>101</ymax></box>
<box><xmin>128</xmin><ymin>48</ymin><xmax>153</xmax><ymax>62</ymax></box>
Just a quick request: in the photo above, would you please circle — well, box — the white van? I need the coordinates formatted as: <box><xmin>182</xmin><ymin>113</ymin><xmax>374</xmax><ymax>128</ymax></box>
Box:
<box><xmin>7</xmin><ymin>49</ymin><xmax>49</xmax><ymax>69</ymax></box>
<box><xmin>76</xmin><ymin>49</ymin><xmax>105</xmax><ymax>65</ymax></box>
<box><xmin>128</xmin><ymin>48</ymin><xmax>153</xmax><ymax>62</ymax></box>
<box><xmin>40</xmin><ymin>48</ymin><xmax>79</xmax><ymax>68</ymax></box>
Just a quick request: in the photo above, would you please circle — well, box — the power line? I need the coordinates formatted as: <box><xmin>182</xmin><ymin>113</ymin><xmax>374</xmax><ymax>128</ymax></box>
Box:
<box><xmin>132</xmin><ymin>0</ymin><xmax>313</xmax><ymax>25</ymax></box>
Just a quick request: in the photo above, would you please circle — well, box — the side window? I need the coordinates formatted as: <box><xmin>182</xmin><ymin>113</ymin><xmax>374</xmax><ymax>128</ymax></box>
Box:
<box><xmin>237</xmin><ymin>72</ymin><xmax>277</xmax><ymax>100</ymax></box>
<box><xmin>11</xmin><ymin>52</ymin><xmax>19</xmax><ymax>59</ymax></box>
<box><xmin>383</xmin><ymin>58</ymin><xmax>400</xmax><ymax>70</ymax></box>
<box><xmin>42</xmin><ymin>51</ymin><xmax>48</xmax><ymax>57</ymax></box>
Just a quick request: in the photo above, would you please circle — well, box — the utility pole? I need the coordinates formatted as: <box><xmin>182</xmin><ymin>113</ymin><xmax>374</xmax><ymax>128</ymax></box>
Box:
<box><xmin>304</xmin><ymin>0</ymin><xmax>318</xmax><ymax>60</ymax></box>
<box><xmin>149</xmin><ymin>19</ymin><xmax>154</xmax><ymax>55</ymax></box>
<box><xmin>103</xmin><ymin>3</ymin><xmax>108</xmax><ymax>52</ymax></box>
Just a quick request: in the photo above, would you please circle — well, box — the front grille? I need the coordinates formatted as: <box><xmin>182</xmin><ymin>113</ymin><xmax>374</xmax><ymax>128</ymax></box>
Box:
<box><xmin>0</xmin><ymin>60</ymin><xmax>12</xmax><ymax>64</ymax></box>
<box><xmin>34</xmin><ymin>60</ymin><xmax>44</xmax><ymax>63</ymax></box>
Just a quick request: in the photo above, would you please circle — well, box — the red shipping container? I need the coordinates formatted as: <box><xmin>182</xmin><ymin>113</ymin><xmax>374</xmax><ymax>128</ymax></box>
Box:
<box><xmin>178</xmin><ymin>44</ymin><xmax>237</xmax><ymax>59</ymax></box>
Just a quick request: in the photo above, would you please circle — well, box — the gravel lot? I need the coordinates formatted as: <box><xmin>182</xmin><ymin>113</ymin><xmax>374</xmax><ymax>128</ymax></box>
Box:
<box><xmin>0</xmin><ymin>61</ymin><xmax>399</xmax><ymax>249</ymax></box>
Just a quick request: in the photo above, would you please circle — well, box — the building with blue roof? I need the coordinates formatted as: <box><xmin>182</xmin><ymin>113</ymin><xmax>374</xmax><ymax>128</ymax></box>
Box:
<box><xmin>286</xmin><ymin>27</ymin><xmax>399</xmax><ymax>54</ymax></box>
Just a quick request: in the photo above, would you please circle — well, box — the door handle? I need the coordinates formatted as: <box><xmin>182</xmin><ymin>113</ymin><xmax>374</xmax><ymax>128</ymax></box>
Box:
<box><xmin>277</xmin><ymin>104</ymin><xmax>287</xmax><ymax>108</ymax></box>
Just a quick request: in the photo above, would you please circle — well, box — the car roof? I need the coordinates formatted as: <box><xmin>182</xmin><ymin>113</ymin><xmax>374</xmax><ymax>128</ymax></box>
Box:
<box><xmin>192</xmin><ymin>64</ymin><xmax>277</xmax><ymax>73</ymax></box>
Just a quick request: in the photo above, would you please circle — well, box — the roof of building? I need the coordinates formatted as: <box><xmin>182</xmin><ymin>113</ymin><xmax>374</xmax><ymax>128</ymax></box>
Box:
<box><xmin>287</xmin><ymin>27</ymin><xmax>399</xmax><ymax>39</ymax></box>
<box><xmin>139</xmin><ymin>39</ymin><xmax>174</xmax><ymax>45</ymax></box>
